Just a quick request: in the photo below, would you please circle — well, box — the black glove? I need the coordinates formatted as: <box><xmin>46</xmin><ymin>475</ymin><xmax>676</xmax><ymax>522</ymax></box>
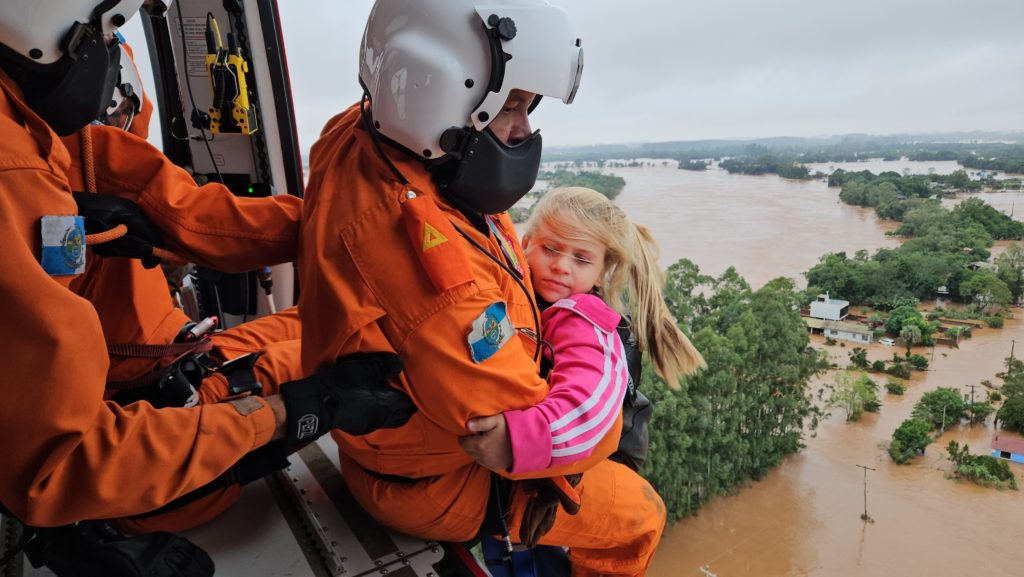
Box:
<box><xmin>280</xmin><ymin>352</ymin><xmax>414</xmax><ymax>450</ymax></box>
<box><xmin>73</xmin><ymin>192</ymin><xmax>163</xmax><ymax>268</ymax></box>
<box><xmin>518</xmin><ymin>474</ymin><xmax>583</xmax><ymax>548</ymax></box>
<box><xmin>22</xmin><ymin>521</ymin><xmax>213</xmax><ymax>577</ymax></box>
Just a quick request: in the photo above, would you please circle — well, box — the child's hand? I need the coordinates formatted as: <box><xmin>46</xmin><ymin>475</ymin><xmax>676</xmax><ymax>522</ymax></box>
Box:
<box><xmin>459</xmin><ymin>414</ymin><xmax>512</xmax><ymax>471</ymax></box>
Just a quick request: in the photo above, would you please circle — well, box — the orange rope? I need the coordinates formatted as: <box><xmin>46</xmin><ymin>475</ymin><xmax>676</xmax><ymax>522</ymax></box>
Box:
<box><xmin>78</xmin><ymin>125</ymin><xmax>188</xmax><ymax>266</ymax></box>
<box><xmin>81</xmin><ymin>124</ymin><xmax>97</xmax><ymax>193</ymax></box>
<box><xmin>85</xmin><ymin>228</ymin><xmax>188</xmax><ymax>265</ymax></box>
<box><xmin>85</xmin><ymin>224</ymin><xmax>127</xmax><ymax>245</ymax></box>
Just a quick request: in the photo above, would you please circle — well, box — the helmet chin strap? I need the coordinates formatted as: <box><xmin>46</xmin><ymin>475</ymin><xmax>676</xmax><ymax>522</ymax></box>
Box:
<box><xmin>359</xmin><ymin>91</ymin><xmax>409</xmax><ymax>186</ymax></box>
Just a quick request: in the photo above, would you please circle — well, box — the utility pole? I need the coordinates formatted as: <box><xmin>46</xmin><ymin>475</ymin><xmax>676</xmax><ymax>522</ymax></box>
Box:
<box><xmin>856</xmin><ymin>464</ymin><xmax>876</xmax><ymax>523</ymax></box>
<box><xmin>965</xmin><ymin>383</ymin><xmax>981</xmax><ymax>425</ymax></box>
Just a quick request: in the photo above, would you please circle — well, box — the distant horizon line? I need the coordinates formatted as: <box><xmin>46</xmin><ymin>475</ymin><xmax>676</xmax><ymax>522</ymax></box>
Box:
<box><xmin>546</xmin><ymin>129</ymin><xmax>1024</xmax><ymax>150</ymax></box>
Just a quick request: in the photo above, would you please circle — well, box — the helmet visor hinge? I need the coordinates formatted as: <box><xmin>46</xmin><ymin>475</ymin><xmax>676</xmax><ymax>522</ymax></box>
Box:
<box><xmin>440</xmin><ymin>126</ymin><xmax>473</xmax><ymax>160</ymax></box>
<box><xmin>481</xmin><ymin>19</ymin><xmax>514</xmax><ymax>96</ymax></box>
<box><xmin>61</xmin><ymin>23</ymin><xmax>95</xmax><ymax>62</ymax></box>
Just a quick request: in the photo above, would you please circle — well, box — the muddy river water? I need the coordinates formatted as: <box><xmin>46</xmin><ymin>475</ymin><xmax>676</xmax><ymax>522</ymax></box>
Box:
<box><xmin>605</xmin><ymin>161</ymin><xmax>1024</xmax><ymax>577</ymax></box>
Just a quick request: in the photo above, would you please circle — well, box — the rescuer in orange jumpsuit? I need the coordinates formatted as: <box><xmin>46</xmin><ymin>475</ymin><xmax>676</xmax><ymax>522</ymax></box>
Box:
<box><xmin>299</xmin><ymin>1</ymin><xmax>666</xmax><ymax>575</ymax></box>
<box><xmin>0</xmin><ymin>3</ymin><xmax>413</xmax><ymax>575</ymax></box>
<box><xmin>54</xmin><ymin>41</ymin><xmax>306</xmax><ymax>533</ymax></box>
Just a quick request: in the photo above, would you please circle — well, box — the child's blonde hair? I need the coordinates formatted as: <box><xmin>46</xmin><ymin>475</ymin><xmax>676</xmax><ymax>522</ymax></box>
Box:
<box><xmin>524</xmin><ymin>187</ymin><xmax>706</xmax><ymax>388</ymax></box>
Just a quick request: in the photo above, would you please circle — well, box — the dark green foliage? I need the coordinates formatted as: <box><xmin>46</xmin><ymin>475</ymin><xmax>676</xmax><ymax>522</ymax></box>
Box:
<box><xmin>826</xmin><ymin>372</ymin><xmax>880</xmax><ymax>421</ymax></box>
<box><xmin>946</xmin><ymin>441</ymin><xmax>1018</xmax><ymax>490</ymax></box>
<box><xmin>886</xmin><ymin>362</ymin><xmax>912</xmax><ymax>379</ymax></box>
<box><xmin>680</xmin><ymin>160</ymin><xmax>709</xmax><ymax>171</ymax></box>
<box><xmin>848</xmin><ymin>347</ymin><xmax>869</xmax><ymax>369</ymax></box>
<box><xmin>952</xmin><ymin>198</ymin><xmax>1024</xmax><ymax>241</ymax></box>
<box><xmin>961</xmin><ymin>270</ymin><xmax>1012</xmax><ymax>312</ymax></box>
<box><xmin>805</xmin><ymin>172</ymin><xmax>1024</xmax><ymax>309</ymax></box>
<box><xmin>997</xmin><ymin>359</ymin><xmax>1024</xmax><ymax>433</ymax></box>
<box><xmin>719</xmin><ymin>156</ymin><xmax>810</xmax><ymax>179</ymax></box>
<box><xmin>538</xmin><ymin>170</ymin><xmax>626</xmax><ymax>200</ymax></box>
<box><xmin>984</xmin><ymin>315</ymin><xmax>1005</xmax><ymax>328</ymax></box>
<box><xmin>642</xmin><ymin>261</ymin><xmax>827</xmax><ymax>520</ymax></box>
<box><xmin>889</xmin><ymin>418</ymin><xmax>932</xmax><ymax>463</ymax></box>
<box><xmin>997</xmin><ymin>396</ymin><xmax>1024</xmax><ymax>432</ymax></box>
<box><xmin>913</xmin><ymin>387</ymin><xmax>967</xmax><ymax>430</ymax></box>
<box><xmin>871</xmin><ymin>359</ymin><xmax>886</xmax><ymax>372</ymax></box>
<box><xmin>995</xmin><ymin>244</ymin><xmax>1024</xmax><ymax>305</ymax></box>
<box><xmin>885</xmin><ymin>380</ymin><xmax>906</xmax><ymax>395</ymax></box>
<box><xmin>542</xmin><ymin>137</ymin><xmax>1024</xmax><ymax>173</ymax></box>
<box><xmin>967</xmin><ymin>401</ymin><xmax>994</xmax><ymax>424</ymax></box>
<box><xmin>907</xmin><ymin>354</ymin><xmax>929</xmax><ymax>370</ymax></box>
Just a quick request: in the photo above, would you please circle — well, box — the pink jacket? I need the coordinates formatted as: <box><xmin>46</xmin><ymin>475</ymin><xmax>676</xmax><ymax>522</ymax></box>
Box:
<box><xmin>504</xmin><ymin>294</ymin><xmax>628</xmax><ymax>473</ymax></box>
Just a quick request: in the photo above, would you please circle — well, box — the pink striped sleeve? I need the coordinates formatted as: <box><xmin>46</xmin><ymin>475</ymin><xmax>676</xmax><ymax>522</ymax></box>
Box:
<box><xmin>504</xmin><ymin>296</ymin><xmax>627</xmax><ymax>473</ymax></box>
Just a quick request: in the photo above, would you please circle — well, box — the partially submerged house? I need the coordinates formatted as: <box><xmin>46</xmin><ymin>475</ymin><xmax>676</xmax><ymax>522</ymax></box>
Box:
<box><xmin>991</xmin><ymin>433</ymin><xmax>1024</xmax><ymax>464</ymax></box>
<box><xmin>804</xmin><ymin>294</ymin><xmax>872</xmax><ymax>344</ymax></box>
<box><xmin>809</xmin><ymin>293</ymin><xmax>850</xmax><ymax>321</ymax></box>
<box><xmin>804</xmin><ymin>317</ymin><xmax>874</xmax><ymax>344</ymax></box>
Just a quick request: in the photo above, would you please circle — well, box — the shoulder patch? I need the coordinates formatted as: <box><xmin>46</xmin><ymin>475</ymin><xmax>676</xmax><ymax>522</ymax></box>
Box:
<box><xmin>40</xmin><ymin>216</ymin><xmax>85</xmax><ymax>276</ymax></box>
<box><xmin>401</xmin><ymin>193</ymin><xmax>474</xmax><ymax>293</ymax></box>
<box><xmin>468</xmin><ymin>301</ymin><xmax>514</xmax><ymax>363</ymax></box>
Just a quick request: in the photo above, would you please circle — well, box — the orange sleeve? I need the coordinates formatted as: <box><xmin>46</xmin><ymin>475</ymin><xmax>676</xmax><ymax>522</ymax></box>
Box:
<box><xmin>0</xmin><ymin>162</ymin><xmax>276</xmax><ymax>527</ymax></box>
<box><xmin>66</xmin><ymin>124</ymin><xmax>301</xmax><ymax>272</ymax></box>
<box><xmin>398</xmin><ymin>287</ymin><xmax>622</xmax><ymax>480</ymax></box>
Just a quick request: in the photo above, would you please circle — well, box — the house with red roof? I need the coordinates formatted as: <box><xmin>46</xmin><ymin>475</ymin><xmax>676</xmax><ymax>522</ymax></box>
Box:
<box><xmin>991</xmin><ymin>432</ymin><xmax>1024</xmax><ymax>464</ymax></box>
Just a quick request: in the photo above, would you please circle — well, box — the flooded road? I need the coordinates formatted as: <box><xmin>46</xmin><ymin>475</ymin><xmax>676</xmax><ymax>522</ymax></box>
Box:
<box><xmin>606</xmin><ymin>163</ymin><xmax>1024</xmax><ymax>577</ymax></box>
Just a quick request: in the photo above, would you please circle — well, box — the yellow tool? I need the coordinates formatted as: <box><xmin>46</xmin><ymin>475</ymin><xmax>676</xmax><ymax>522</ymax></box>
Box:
<box><xmin>205</xmin><ymin>13</ymin><xmax>258</xmax><ymax>135</ymax></box>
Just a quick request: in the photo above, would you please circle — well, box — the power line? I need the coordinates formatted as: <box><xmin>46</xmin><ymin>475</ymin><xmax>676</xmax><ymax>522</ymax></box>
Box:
<box><xmin>856</xmin><ymin>464</ymin><xmax>876</xmax><ymax>523</ymax></box>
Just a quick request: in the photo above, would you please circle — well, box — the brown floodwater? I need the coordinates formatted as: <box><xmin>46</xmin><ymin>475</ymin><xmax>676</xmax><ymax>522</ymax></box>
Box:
<box><xmin>612</xmin><ymin>162</ymin><xmax>901</xmax><ymax>289</ymax></box>
<box><xmin>605</xmin><ymin>163</ymin><xmax>1024</xmax><ymax>577</ymax></box>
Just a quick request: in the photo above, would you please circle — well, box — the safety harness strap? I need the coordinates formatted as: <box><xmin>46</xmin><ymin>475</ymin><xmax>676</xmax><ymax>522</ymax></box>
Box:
<box><xmin>105</xmin><ymin>340</ymin><xmax>215</xmax><ymax>392</ymax></box>
<box><xmin>107</xmin><ymin>339</ymin><xmax>213</xmax><ymax>359</ymax></box>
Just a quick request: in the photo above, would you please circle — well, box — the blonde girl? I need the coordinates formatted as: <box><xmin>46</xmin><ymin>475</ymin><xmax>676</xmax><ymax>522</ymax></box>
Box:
<box><xmin>461</xmin><ymin>187</ymin><xmax>705</xmax><ymax>474</ymax></box>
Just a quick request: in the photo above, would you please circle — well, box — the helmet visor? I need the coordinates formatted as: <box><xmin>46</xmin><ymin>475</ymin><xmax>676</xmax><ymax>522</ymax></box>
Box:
<box><xmin>471</xmin><ymin>3</ymin><xmax>583</xmax><ymax>131</ymax></box>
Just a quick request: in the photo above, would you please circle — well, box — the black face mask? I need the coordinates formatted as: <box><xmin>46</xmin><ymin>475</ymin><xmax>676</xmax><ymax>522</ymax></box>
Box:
<box><xmin>19</xmin><ymin>23</ymin><xmax>121</xmax><ymax>137</ymax></box>
<box><xmin>432</xmin><ymin>127</ymin><xmax>543</xmax><ymax>215</ymax></box>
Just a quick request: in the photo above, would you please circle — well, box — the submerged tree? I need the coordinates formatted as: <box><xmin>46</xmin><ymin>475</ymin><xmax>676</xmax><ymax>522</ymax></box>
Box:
<box><xmin>889</xmin><ymin>418</ymin><xmax>932</xmax><ymax>464</ymax></box>
<box><xmin>913</xmin><ymin>387</ymin><xmax>967</xmax><ymax>431</ymax></box>
<box><xmin>827</xmin><ymin>371</ymin><xmax>880</xmax><ymax>421</ymax></box>
<box><xmin>946</xmin><ymin>441</ymin><xmax>1018</xmax><ymax>490</ymax></box>
<box><xmin>643</xmin><ymin>261</ymin><xmax>828</xmax><ymax>520</ymax></box>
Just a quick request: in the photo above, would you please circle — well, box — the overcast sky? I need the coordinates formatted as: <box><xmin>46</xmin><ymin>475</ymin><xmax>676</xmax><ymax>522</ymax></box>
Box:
<box><xmin>131</xmin><ymin>1</ymin><xmax>1024</xmax><ymax>153</ymax></box>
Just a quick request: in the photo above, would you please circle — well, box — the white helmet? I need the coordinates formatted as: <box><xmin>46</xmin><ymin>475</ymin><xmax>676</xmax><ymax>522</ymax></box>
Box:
<box><xmin>0</xmin><ymin>0</ymin><xmax>145</xmax><ymax>135</ymax></box>
<box><xmin>0</xmin><ymin>0</ymin><xmax>143</xmax><ymax>65</ymax></box>
<box><xmin>360</xmin><ymin>0</ymin><xmax>583</xmax><ymax>160</ymax></box>
<box><xmin>99</xmin><ymin>40</ymin><xmax>144</xmax><ymax>131</ymax></box>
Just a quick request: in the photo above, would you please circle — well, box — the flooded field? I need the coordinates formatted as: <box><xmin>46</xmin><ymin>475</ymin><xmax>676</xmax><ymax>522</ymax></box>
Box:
<box><xmin>606</xmin><ymin>163</ymin><xmax>1024</xmax><ymax>577</ymax></box>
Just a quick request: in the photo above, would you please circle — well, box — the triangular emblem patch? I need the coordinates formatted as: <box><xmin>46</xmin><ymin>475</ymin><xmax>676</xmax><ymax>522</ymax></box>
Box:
<box><xmin>422</xmin><ymin>222</ymin><xmax>448</xmax><ymax>251</ymax></box>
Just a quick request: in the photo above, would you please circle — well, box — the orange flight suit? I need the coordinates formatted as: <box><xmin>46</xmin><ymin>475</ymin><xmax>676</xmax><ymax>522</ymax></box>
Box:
<box><xmin>0</xmin><ymin>69</ymin><xmax>279</xmax><ymax>528</ymax></box>
<box><xmin>61</xmin><ymin>123</ymin><xmax>304</xmax><ymax>399</ymax></box>
<box><xmin>55</xmin><ymin>97</ymin><xmax>305</xmax><ymax>530</ymax></box>
<box><xmin>299</xmin><ymin>105</ymin><xmax>665</xmax><ymax>577</ymax></box>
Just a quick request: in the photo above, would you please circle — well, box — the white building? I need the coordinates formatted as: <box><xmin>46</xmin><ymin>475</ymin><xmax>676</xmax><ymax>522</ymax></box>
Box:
<box><xmin>804</xmin><ymin>318</ymin><xmax>874</xmax><ymax>344</ymax></box>
<box><xmin>809</xmin><ymin>293</ymin><xmax>850</xmax><ymax>321</ymax></box>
